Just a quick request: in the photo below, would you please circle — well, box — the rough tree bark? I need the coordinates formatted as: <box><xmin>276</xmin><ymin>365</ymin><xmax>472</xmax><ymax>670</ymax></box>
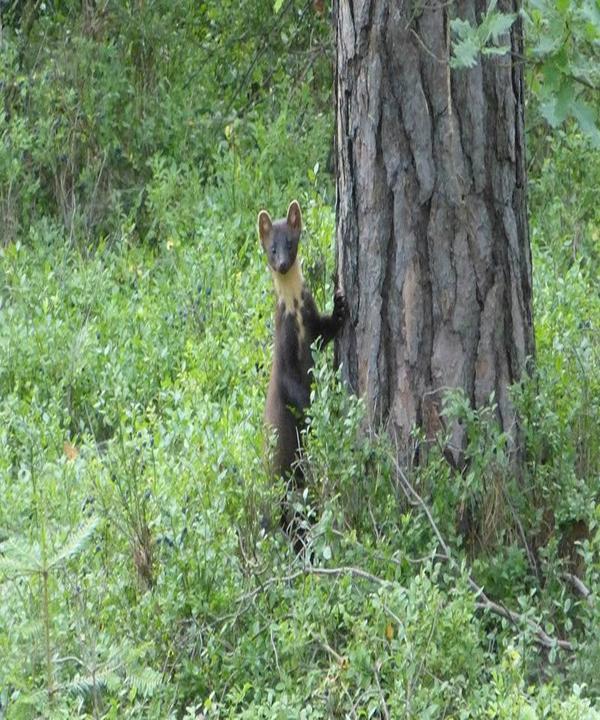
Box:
<box><xmin>335</xmin><ymin>0</ymin><xmax>534</xmax><ymax>455</ymax></box>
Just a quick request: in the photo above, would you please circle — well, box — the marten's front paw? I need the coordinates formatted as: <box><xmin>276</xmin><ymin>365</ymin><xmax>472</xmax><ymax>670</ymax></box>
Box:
<box><xmin>333</xmin><ymin>291</ymin><xmax>347</xmax><ymax>325</ymax></box>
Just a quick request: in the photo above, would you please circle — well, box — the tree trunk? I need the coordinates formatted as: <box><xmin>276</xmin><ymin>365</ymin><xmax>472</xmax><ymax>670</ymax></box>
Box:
<box><xmin>334</xmin><ymin>0</ymin><xmax>534</xmax><ymax>455</ymax></box>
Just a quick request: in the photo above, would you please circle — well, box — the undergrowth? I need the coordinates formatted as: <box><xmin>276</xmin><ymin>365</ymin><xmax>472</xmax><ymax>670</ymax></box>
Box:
<box><xmin>0</xmin><ymin>2</ymin><xmax>599</xmax><ymax>718</ymax></box>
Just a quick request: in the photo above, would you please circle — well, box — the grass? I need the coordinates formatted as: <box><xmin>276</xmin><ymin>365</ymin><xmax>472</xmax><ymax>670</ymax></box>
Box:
<box><xmin>0</xmin><ymin>3</ymin><xmax>599</xmax><ymax>716</ymax></box>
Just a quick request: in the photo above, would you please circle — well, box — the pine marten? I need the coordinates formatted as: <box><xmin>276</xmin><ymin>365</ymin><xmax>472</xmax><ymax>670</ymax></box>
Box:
<box><xmin>258</xmin><ymin>200</ymin><xmax>346</xmax><ymax>541</ymax></box>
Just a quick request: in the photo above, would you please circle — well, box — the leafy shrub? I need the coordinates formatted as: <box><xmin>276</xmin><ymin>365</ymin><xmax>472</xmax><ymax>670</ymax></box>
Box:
<box><xmin>1</xmin><ymin>1</ymin><xmax>599</xmax><ymax>717</ymax></box>
<box><xmin>0</xmin><ymin>0</ymin><xmax>332</xmax><ymax>243</ymax></box>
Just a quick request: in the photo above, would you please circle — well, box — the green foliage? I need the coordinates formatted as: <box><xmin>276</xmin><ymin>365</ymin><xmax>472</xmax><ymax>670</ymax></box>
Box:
<box><xmin>528</xmin><ymin>130</ymin><xmax>600</xmax><ymax>489</ymax></box>
<box><xmin>0</xmin><ymin>0</ymin><xmax>599</xmax><ymax>717</ymax></box>
<box><xmin>526</xmin><ymin>0</ymin><xmax>600</xmax><ymax>146</ymax></box>
<box><xmin>450</xmin><ymin>0</ymin><xmax>600</xmax><ymax>145</ymax></box>
<box><xmin>0</xmin><ymin>0</ymin><xmax>332</xmax><ymax>243</ymax></box>
<box><xmin>450</xmin><ymin>0</ymin><xmax>516</xmax><ymax>69</ymax></box>
<box><xmin>3</xmin><ymin>173</ymin><xmax>598</xmax><ymax>714</ymax></box>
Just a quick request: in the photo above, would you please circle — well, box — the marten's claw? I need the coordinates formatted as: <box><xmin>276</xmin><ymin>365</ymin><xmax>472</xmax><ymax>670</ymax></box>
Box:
<box><xmin>333</xmin><ymin>291</ymin><xmax>347</xmax><ymax>323</ymax></box>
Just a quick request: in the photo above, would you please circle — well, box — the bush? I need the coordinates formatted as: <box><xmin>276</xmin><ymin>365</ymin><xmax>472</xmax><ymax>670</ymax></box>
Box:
<box><xmin>1</xmin><ymin>1</ymin><xmax>599</xmax><ymax>717</ymax></box>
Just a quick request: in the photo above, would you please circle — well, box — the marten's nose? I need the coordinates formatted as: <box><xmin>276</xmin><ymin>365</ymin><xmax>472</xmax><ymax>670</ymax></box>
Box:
<box><xmin>276</xmin><ymin>260</ymin><xmax>288</xmax><ymax>274</ymax></box>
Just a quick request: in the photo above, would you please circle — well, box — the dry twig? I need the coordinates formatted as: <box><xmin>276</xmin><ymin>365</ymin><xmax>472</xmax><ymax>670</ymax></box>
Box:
<box><xmin>563</xmin><ymin>572</ymin><xmax>593</xmax><ymax>604</ymax></box>
<box><xmin>392</xmin><ymin>459</ymin><xmax>575</xmax><ymax>652</ymax></box>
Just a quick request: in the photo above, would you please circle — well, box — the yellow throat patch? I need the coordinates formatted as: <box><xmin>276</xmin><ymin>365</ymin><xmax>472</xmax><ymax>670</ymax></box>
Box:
<box><xmin>272</xmin><ymin>260</ymin><xmax>305</xmax><ymax>343</ymax></box>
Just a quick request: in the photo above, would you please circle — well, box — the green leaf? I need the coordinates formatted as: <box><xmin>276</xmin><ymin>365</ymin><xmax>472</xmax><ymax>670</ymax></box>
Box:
<box><xmin>528</xmin><ymin>0</ymin><xmax>549</xmax><ymax>11</ymax></box>
<box><xmin>0</xmin><ymin>519</ymin><xmax>98</xmax><ymax>576</ymax></box>
<box><xmin>451</xmin><ymin>7</ymin><xmax>516</xmax><ymax>69</ymax></box>
<box><xmin>581</xmin><ymin>0</ymin><xmax>600</xmax><ymax>33</ymax></box>
<box><xmin>273</xmin><ymin>0</ymin><xmax>284</xmax><ymax>12</ymax></box>
<box><xmin>48</xmin><ymin>517</ymin><xmax>98</xmax><ymax>569</ymax></box>
<box><xmin>541</xmin><ymin>61</ymin><xmax>562</xmax><ymax>92</ymax></box>
<box><xmin>539</xmin><ymin>98</ymin><xmax>560</xmax><ymax>127</ymax></box>
<box><xmin>483</xmin><ymin>11</ymin><xmax>516</xmax><ymax>43</ymax></box>
<box><xmin>554</xmin><ymin>81</ymin><xmax>577</xmax><ymax>124</ymax></box>
<box><xmin>553</xmin><ymin>45</ymin><xmax>569</xmax><ymax>73</ymax></box>
<box><xmin>450</xmin><ymin>17</ymin><xmax>474</xmax><ymax>41</ymax></box>
<box><xmin>451</xmin><ymin>35</ymin><xmax>481</xmax><ymax>69</ymax></box>
<box><xmin>571</xmin><ymin>100</ymin><xmax>600</xmax><ymax>147</ymax></box>
<box><xmin>0</xmin><ymin>537</ymin><xmax>42</xmax><ymax>575</ymax></box>
<box><xmin>532</xmin><ymin>34</ymin><xmax>561</xmax><ymax>57</ymax></box>
<box><xmin>128</xmin><ymin>665</ymin><xmax>163</xmax><ymax>697</ymax></box>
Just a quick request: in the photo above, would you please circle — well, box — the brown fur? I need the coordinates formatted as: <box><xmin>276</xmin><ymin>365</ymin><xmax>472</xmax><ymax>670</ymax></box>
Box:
<box><xmin>258</xmin><ymin>201</ymin><xmax>346</xmax><ymax>538</ymax></box>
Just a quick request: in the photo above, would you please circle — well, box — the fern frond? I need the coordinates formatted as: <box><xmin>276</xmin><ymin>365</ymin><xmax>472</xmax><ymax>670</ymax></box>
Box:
<box><xmin>48</xmin><ymin>517</ymin><xmax>98</xmax><ymax>570</ymax></box>
<box><xmin>0</xmin><ymin>537</ymin><xmax>42</xmax><ymax>576</ymax></box>
<box><xmin>127</xmin><ymin>666</ymin><xmax>163</xmax><ymax>697</ymax></box>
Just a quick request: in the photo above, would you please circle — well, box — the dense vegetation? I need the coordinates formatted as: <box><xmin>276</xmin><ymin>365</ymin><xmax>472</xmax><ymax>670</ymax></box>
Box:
<box><xmin>0</xmin><ymin>1</ymin><xmax>599</xmax><ymax>717</ymax></box>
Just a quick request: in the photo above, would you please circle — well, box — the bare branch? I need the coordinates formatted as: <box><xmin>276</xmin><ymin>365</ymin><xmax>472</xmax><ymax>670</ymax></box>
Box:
<box><xmin>563</xmin><ymin>572</ymin><xmax>593</xmax><ymax>604</ymax></box>
<box><xmin>392</xmin><ymin>459</ymin><xmax>575</xmax><ymax>652</ymax></box>
<box><xmin>374</xmin><ymin>659</ymin><xmax>390</xmax><ymax>720</ymax></box>
<box><xmin>308</xmin><ymin>565</ymin><xmax>387</xmax><ymax>585</ymax></box>
<box><xmin>317</xmin><ymin>635</ymin><xmax>346</xmax><ymax>665</ymax></box>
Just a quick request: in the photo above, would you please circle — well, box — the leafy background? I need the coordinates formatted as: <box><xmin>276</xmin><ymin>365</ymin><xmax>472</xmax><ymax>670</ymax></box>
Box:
<box><xmin>0</xmin><ymin>0</ymin><xmax>599</xmax><ymax>717</ymax></box>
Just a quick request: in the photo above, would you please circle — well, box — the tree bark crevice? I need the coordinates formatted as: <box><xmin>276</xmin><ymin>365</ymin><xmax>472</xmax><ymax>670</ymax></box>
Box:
<box><xmin>336</xmin><ymin>0</ymin><xmax>534</xmax><ymax>452</ymax></box>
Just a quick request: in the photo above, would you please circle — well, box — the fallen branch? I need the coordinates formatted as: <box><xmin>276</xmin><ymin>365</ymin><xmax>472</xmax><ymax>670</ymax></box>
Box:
<box><xmin>315</xmin><ymin>634</ymin><xmax>346</xmax><ymax>666</ymax></box>
<box><xmin>212</xmin><ymin>563</ymin><xmax>387</xmax><ymax>631</ymax></box>
<box><xmin>563</xmin><ymin>572</ymin><xmax>593</xmax><ymax>605</ymax></box>
<box><xmin>219</xmin><ymin>475</ymin><xmax>576</xmax><ymax>653</ymax></box>
<box><xmin>392</xmin><ymin>460</ymin><xmax>575</xmax><ymax>652</ymax></box>
<box><xmin>373</xmin><ymin>659</ymin><xmax>390</xmax><ymax>720</ymax></box>
<box><xmin>308</xmin><ymin>565</ymin><xmax>386</xmax><ymax>585</ymax></box>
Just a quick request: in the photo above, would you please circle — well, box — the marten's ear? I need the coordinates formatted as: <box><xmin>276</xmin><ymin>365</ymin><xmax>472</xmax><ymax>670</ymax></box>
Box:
<box><xmin>257</xmin><ymin>210</ymin><xmax>272</xmax><ymax>248</ymax></box>
<box><xmin>286</xmin><ymin>200</ymin><xmax>302</xmax><ymax>232</ymax></box>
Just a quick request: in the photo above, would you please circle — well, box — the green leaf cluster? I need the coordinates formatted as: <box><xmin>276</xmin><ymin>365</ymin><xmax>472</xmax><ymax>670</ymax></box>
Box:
<box><xmin>449</xmin><ymin>0</ymin><xmax>600</xmax><ymax>146</ymax></box>
<box><xmin>526</xmin><ymin>0</ymin><xmax>600</xmax><ymax>146</ymax></box>
<box><xmin>0</xmin><ymin>0</ymin><xmax>598</xmax><ymax>717</ymax></box>
<box><xmin>450</xmin><ymin>0</ymin><xmax>516</xmax><ymax>69</ymax></box>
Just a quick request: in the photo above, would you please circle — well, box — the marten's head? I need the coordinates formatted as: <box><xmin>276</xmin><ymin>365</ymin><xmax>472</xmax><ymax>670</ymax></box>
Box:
<box><xmin>258</xmin><ymin>200</ymin><xmax>302</xmax><ymax>275</ymax></box>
